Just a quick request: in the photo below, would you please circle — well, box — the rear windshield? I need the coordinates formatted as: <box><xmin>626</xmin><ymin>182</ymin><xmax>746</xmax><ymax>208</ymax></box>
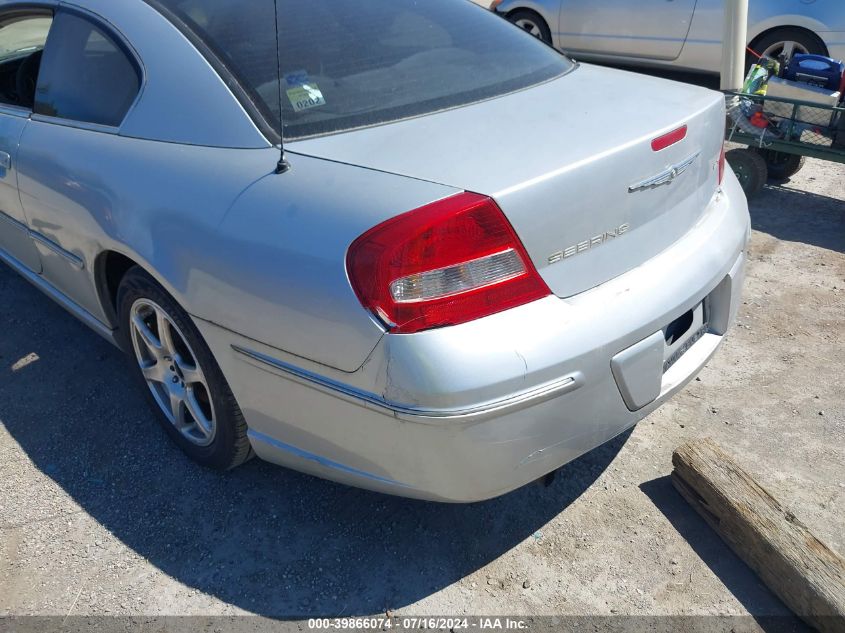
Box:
<box><xmin>149</xmin><ymin>0</ymin><xmax>573</xmax><ymax>139</ymax></box>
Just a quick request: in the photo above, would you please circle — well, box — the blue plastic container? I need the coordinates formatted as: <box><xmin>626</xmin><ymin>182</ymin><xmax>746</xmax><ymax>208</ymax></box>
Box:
<box><xmin>784</xmin><ymin>54</ymin><xmax>845</xmax><ymax>91</ymax></box>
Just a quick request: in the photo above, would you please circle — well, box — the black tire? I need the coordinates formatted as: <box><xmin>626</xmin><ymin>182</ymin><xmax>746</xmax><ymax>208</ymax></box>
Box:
<box><xmin>726</xmin><ymin>148</ymin><xmax>768</xmax><ymax>198</ymax></box>
<box><xmin>117</xmin><ymin>266</ymin><xmax>252</xmax><ymax>470</ymax></box>
<box><xmin>748</xmin><ymin>27</ymin><xmax>827</xmax><ymax>68</ymax></box>
<box><xmin>507</xmin><ymin>10</ymin><xmax>552</xmax><ymax>45</ymax></box>
<box><xmin>752</xmin><ymin>148</ymin><xmax>806</xmax><ymax>181</ymax></box>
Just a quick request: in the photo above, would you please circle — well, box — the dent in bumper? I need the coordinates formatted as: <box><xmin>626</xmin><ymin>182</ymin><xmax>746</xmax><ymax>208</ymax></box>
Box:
<box><xmin>247</xmin><ymin>429</ymin><xmax>411</xmax><ymax>488</ymax></box>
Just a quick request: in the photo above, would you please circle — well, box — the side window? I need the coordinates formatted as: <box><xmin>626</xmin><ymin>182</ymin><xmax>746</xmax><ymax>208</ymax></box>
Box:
<box><xmin>35</xmin><ymin>11</ymin><xmax>140</xmax><ymax>127</ymax></box>
<box><xmin>0</xmin><ymin>14</ymin><xmax>53</xmax><ymax>110</ymax></box>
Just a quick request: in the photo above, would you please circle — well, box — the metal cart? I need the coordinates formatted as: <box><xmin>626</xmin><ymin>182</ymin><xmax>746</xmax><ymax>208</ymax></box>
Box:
<box><xmin>724</xmin><ymin>91</ymin><xmax>845</xmax><ymax>197</ymax></box>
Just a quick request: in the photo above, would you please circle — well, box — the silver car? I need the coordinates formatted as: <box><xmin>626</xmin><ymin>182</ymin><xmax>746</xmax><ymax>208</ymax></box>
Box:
<box><xmin>0</xmin><ymin>0</ymin><xmax>749</xmax><ymax>502</ymax></box>
<box><xmin>491</xmin><ymin>0</ymin><xmax>845</xmax><ymax>72</ymax></box>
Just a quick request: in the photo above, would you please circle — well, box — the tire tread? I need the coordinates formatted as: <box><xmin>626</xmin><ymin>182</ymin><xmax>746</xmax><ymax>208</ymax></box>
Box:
<box><xmin>726</xmin><ymin>148</ymin><xmax>768</xmax><ymax>198</ymax></box>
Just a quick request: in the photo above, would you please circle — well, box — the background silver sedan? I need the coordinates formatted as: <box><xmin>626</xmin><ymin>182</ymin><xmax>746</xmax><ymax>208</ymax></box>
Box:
<box><xmin>0</xmin><ymin>0</ymin><xmax>748</xmax><ymax>501</ymax></box>
<box><xmin>488</xmin><ymin>0</ymin><xmax>845</xmax><ymax>72</ymax></box>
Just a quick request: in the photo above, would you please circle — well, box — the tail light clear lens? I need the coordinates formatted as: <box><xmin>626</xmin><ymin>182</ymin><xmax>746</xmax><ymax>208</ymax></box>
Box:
<box><xmin>347</xmin><ymin>193</ymin><xmax>551</xmax><ymax>334</ymax></box>
<box><xmin>718</xmin><ymin>145</ymin><xmax>726</xmax><ymax>185</ymax></box>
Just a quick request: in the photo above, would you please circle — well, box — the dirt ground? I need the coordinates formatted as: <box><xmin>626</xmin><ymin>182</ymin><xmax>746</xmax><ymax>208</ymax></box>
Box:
<box><xmin>1</xmin><ymin>162</ymin><xmax>844</xmax><ymax>626</ymax></box>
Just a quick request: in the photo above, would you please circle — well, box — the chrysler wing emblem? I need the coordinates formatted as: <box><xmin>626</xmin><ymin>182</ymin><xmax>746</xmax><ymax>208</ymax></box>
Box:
<box><xmin>628</xmin><ymin>152</ymin><xmax>701</xmax><ymax>193</ymax></box>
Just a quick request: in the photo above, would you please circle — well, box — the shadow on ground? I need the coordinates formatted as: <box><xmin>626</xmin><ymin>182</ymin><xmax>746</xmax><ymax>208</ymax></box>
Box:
<box><xmin>640</xmin><ymin>477</ymin><xmax>810</xmax><ymax>633</ymax></box>
<box><xmin>0</xmin><ymin>264</ymin><xmax>627</xmax><ymax>617</ymax></box>
<box><xmin>750</xmin><ymin>184</ymin><xmax>845</xmax><ymax>253</ymax></box>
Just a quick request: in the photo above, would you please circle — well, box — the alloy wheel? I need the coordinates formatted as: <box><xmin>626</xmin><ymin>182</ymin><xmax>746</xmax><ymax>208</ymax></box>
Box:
<box><xmin>761</xmin><ymin>40</ymin><xmax>809</xmax><ymax>61</ymax></box>
<box><xmin>514</xmin><ymin>18</ymin><xmax>542</xmax><ymax>38</ymax></box>
<box><xmin>129</xmin><ymin>299</ymin><xmax>217</xmax><ymax>447</ymax></box>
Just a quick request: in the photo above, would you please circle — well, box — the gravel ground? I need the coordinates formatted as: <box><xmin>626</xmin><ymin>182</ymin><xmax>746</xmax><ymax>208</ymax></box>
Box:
<box><xmin>1</xmin><ymin>148</ymin><xmax>843</xmax><ymax>626</ymax></box>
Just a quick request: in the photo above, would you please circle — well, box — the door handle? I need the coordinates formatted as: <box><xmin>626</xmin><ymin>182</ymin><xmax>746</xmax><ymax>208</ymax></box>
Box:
<box><xmin>0</xmin><ymin>151</ymin><xmax>11</xmax><ymax>170</ymax></box>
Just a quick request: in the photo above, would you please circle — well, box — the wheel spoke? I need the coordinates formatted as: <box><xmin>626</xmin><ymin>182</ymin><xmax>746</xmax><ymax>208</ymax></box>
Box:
<box><xmin>174</xmin><ymin>354</ymin><xmax>204</xmax><ymax>386</ymax></box>
<box><xmin>185</xmin><ymin>387</ymin><xmax>213</xmax><ymax>439</ymax></box>
<box><xmin>140</xmin><ymin>361</ymin><xmax>166</xmax><ymax>384</ymax></box>
<box><xmin>132</xmin><ymin>314</ymin><xmax>163</xmax><ymax>357</ymax></box>
<box><xmin>130</xmin><ymin>298</ymin><xmax>216</xmax><ymax>447</ymax></box>
<box><xmin>156</xmin><ymin>309</ymin><xmax>177</xmax><ymax>357</ymax></box>
<box><xmin>168</xmin><ymin>389</ymin><xmax>186</xmax><ymax>427</ymax></box>
<box><xmin>781</xmin><ymin>41</ymin><xmax>795</xmax><ymax>58</ymax></box>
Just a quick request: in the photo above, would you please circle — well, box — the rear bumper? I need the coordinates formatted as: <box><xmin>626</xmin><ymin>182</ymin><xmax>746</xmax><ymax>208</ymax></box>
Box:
<box><xmin>197</xmin><ymin>171</ymin><xmax>750</xmax><ymax>503</ymax></box>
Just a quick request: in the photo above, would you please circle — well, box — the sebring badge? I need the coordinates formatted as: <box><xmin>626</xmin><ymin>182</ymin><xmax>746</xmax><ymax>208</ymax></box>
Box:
<box><xmin>548</xmin><ymin>224</ymin><xmax>630</xmax><ymax>264</ymax></box>
<box><xmin>628</xmin><ymin>152</ymin><xmax>701</xmax><ymax>193</ymax></box>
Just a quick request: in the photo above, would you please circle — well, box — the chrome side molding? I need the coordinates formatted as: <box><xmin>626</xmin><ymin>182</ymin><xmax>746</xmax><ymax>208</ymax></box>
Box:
<box><xmin>232</xmin><ymin>344</ymin><xmax>583</xmax><ymax>422</ymax></box>
<box><xmin>0</xmin><ymin>211</ymin><xmax>85</xmax><ymax>270</ymax></box>
<box><xmin>29</xmin><ymin>232</ymin><xmax>85</xmax><ymax>270</ymax></box>
<box><xmin>0</xmin><ymin>247</ymin><xmax>116</xmax><ymax>345</ymax></box>
<box><xmin>0</xmin><ymin>210</ymin><xmax>28</xmax><ymax>232</ymax></box>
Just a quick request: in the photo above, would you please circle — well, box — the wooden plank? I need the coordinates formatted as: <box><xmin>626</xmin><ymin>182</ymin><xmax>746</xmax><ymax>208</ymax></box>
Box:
<box><xmin>672</xmin><ymin>438</ymin><xmax>845</xmax><ymax>633</ymax></box>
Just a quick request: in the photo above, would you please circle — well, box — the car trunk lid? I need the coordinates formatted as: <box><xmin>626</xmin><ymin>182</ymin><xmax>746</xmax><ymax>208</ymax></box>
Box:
<box><xmin>290</xmin><ymin>64</ymin><xmax>727</xmax><ymax>298</ymax></box>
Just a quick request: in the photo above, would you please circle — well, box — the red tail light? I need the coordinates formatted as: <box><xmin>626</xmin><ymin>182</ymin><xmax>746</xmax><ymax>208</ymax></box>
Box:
<box><xmin>347</xmin><ymin>193</ymin><xmax>551</xmax><ymax>334</ymax></box>
<box><xmin>718</xmin><ymin>144</ymin><xmax>726</xmax><ymax>185</ymax></box>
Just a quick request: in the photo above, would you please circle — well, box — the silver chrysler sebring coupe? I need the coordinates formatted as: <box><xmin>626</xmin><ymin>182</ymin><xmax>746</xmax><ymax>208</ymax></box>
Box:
<box><xmin>0</xmin><ymin>0</ymin><xmax>749</xmax><ymax>502</ymax></box>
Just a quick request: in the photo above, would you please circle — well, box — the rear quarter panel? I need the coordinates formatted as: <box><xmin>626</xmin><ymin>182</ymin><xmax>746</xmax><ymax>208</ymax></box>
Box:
<box><xmin>203</xmin><ymin>153</ymin><xmax>460</xmax><ymax>372</ymax></box>
<box><xmin>16</xmin><ymin>122</ymin><xmax>458</xmax><ymax>373</ymax></box>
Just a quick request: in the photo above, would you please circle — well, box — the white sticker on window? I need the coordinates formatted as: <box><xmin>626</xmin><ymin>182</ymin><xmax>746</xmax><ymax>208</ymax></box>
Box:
<box><xmin>287</xmin><ymin>83</ymin><xmax>326</xmax><ymax>112</ymax></box>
